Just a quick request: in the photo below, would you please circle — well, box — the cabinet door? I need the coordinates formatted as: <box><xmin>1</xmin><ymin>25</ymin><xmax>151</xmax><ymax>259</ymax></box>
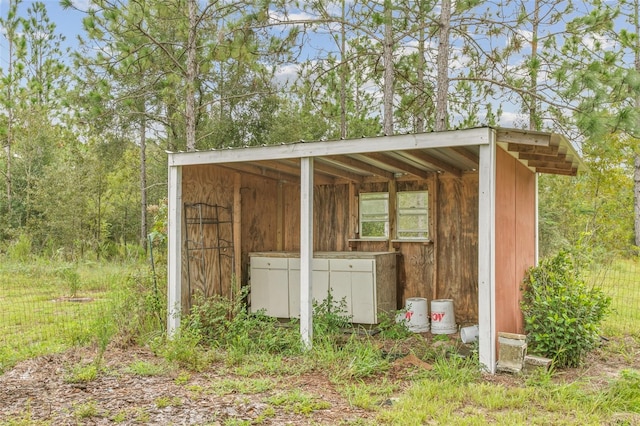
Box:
<box><xmin>250</xmin><ymin>258</ymin><xmax>289</xmax><ymax>318</ymax></box>
<box><xmin>328</xmin><ymin>269</ymin><xmax>353</xmax><ymax>318</ymax></box>
<box><xmin>288</xmin><ymin>258</ymin><xmax>330</xmax><ymax>318</ymax></box>
<box><xmin>329</xmin><ymin>258</ymin><xmax>375</xmax><ymax>324</ymax></box>
<box><xmin>351</xmin><ymin>271</ymin><xmax>375</xmax><ymax>323</ymax></box>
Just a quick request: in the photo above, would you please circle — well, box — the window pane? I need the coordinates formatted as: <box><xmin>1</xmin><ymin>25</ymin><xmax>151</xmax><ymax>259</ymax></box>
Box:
<box><xmin>360</xmin><ymin>192</ymin><xmax>389</xmax><ymax>238</ymax></box>
<box><xmin>397</xmin><ymin>191</ymin><xmax>428</xmax><ymax>239</ymax></box>
<box><xmin>361</xmin><ymin>222</ymin><xmax>388</xmax><ymax>238</ymax></box>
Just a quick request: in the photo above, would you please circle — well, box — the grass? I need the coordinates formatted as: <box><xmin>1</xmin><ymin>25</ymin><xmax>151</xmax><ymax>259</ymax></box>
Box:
<box><xmin>375</xmin><ymin>363</ymin><xmax>640</xmax><ymax>425</ymax></box>
<box><xmin>266</xmin><ymin>389</ymin><xmax>331</xmax><ymax>415</ymax></box>
<box><xmin>1</xmin><ymin>256</ymin><xmax>639</xmax><ymax>425</ymax></box>
<box><xmin>126</xmin><ymin>359</ymin><xmax>168</xmax><ymax>376</ymax></box>
<box><xmin>0</xmin><ymin>258</ymin><xmax>160</xmax><ymax>373</ymax></box>
<box><xmin>589</xmin><ymin>258</ymin><xmax>640</xmax><ymax>336</ymax></box>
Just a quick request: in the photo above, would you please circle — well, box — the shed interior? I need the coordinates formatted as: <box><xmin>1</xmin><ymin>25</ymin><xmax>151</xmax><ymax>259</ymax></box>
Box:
<box><xmin>175</xmin><ymin>128</ymin><xmax>581</xmax><ymax>331</ymax></box>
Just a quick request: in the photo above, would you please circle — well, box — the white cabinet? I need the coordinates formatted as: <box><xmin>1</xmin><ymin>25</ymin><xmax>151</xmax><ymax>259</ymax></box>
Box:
<box><xmin>288</xmin><ymin>258</ymin><xmax>330</xmax><ymax>319</ymax></box>
<box><xmin>249</xmin><ymin>252</ymin><xmax>396</xmax><ymax>324</ymax></box>
<box><xmin>329</xmin><ymin>259</ymin><xmax>376</xmax><ymax>323</ymax></box>
<box><xmin>249</xmin><ymin>257</ymin><xmax>289</xmax><ymax>317</ymax></box>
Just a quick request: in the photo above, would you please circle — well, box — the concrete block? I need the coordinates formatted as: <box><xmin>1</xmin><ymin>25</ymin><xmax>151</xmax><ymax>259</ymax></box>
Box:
<box><xmin>524</xmin><ymin>355</ymin><xmax>553</xmax><ymax>373</ymax></box>
<box><xmin>496</xmin><ymin>332</ymin><xmax>527</xmax><ymax>374</ymax></box>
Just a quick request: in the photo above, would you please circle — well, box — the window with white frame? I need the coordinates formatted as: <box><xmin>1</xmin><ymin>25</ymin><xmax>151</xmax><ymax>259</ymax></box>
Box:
<box><xmin>359</xmin><ymin>191</ymin><xmax>429</xmax><ymax>240</ymax></box>
<box><xmin>359</xmin><ymin>192</ymin><xmax>389</xmax><ymax>238</ymax></box>
<box><xmin>396</xmin><ymin>191</ymin><xmax>429</xmax><ymax>239</ymax></box>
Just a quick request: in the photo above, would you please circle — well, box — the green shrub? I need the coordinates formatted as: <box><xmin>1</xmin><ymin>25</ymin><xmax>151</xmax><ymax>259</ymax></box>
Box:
<box><xmin>7</xmin><ymin>234</ymin><xmax>32</xmax><ymax>262</ymax></box>
<box><xmin>312</xmin><ymin>293</ymin><xmax>352</xmax><ymax>336</ymax></box>
<box><xmin>185</xmin><ymin>291</ymin><xmax>301</xmax><ymax>357</ymax></box>
<box><xmin>521</xmin><ymin>251</ymin><xmax>611</xmax><ymax>368</ymax></box>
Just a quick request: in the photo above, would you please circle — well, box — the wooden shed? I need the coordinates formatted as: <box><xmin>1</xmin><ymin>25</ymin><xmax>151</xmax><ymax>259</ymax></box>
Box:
<box><xmin>166</xmin><ymin>127</ymin><xmax>582</xmax><ymax>373</ymax></box>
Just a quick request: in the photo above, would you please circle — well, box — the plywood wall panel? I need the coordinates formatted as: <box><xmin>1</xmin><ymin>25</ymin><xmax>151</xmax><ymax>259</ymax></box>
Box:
<box><xmin>240</xmin><ymin>174</ymin><xmax>280</xmax><ymax>256</ymax></box>
<box><xmin>436</xmin><ymin>174</ymin><xmax>479</xmax><ymax>325</ymax></box>
<box><xmin>495</xmin><ymin>147</ymin><xmax>536</xmax><ymax>335</ymax></box>
<box><xmin>514</xmin><ymin>157</ymin><xmax>536</xmax><ymax>333</ymax></box>
<box><xmin>495</xmin><ymin>148</ymin><xmax>517</xmax><ymax>334</ymax></box>
<box><xmin>394</xmin><ymin>179</ymin><xmax>435</xmax><ymax>308</ymax></box>
<box><xmin>283</xmin><ymin>183</ymin><xmax>301</xmax><ymax>251</ymax></box>
<box><xmin>181</xmin><ymin>165</ymin><xmax>235</xmax><ymax>310</ymax></box>
<box><xmin>314</xmin><ymin>184</ymin><xmax>350</xmax><ymax>251</ymax></box>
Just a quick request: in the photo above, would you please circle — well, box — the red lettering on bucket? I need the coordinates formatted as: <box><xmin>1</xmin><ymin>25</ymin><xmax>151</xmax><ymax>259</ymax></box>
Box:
<box><xmin>431</xmin><ymin>312</ymin><xmax>445</xmax><ymax>322</ymax></box>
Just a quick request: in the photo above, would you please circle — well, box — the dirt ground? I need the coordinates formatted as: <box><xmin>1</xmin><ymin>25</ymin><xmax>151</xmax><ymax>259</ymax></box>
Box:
<box><xmin>1</xmin><ymin>336</ymin><xmax>638</xmax><ymax>425</ymax></box>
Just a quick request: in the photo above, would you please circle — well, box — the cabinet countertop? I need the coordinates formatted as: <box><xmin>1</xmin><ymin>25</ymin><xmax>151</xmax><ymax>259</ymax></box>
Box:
<box><xmin>249</xmin><ymin>251</ymin><xmax>396</xmax><ymax>259</ymax></box>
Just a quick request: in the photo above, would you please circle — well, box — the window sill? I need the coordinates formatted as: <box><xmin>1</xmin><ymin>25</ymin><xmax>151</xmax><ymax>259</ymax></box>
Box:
<box><xmin>348</xmin><ymin>238</ymin><xmax>433</xmax><ymax>245</ymax></box>
<box><xmin>391</xmin><ymin>239</ymin><xmax>432</xmax><ymax>244</ymax></box>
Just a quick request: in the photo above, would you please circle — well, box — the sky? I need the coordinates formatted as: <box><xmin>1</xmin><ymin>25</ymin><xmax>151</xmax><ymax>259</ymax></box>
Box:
<box><xmin>0</xmin><ymin>0</ymin><xmax>85</xmax><ymax>65</ymax></box>
<box><xmin>0</xmin><ymin>0</ymin><xmax>577</xmax><ymax>129</ymax></box>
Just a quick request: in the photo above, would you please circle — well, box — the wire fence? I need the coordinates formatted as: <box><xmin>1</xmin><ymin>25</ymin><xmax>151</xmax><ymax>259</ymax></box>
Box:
<box><xmin>592</xmin><ymin>258</ymin><xmax>640</xmax><ymax>337</ymax></box>
<box><xmin>0</xmin><ymin>259</ymin><xmax>165</xmax><ymax>372</ymax></box>
<box><xmin>1</xmin><ymin>255</ymin><xmax>639</xmax><ymax>372</ymax></box>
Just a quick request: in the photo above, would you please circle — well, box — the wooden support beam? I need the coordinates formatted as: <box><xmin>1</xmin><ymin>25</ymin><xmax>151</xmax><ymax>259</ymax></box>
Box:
<box><xmin>167</xmin><ymin>165</ymin><xmax>183</xmax><ymax>337</ymax></box>
<box><xmin>294</xmin><ymin>158</ymin><xmax>364</xmax><ymax>183</ymax></box>
<box><xmin>478</xmin><ymin>136</ymin><xmax>497</xmax><ymax>374</ymax></box>
<box><xmin>361</xmin><ymin>152</ymin><xmax>431</xmax><ymax>179</ymax></box>
<box><xmin>518</xmin><ymin>152</ymin><xmax>567</xmax><ymax>162</ymax></box>
<box><xmin>403</xmin><ymin>150</ymin><xmax>463</xmax><ymax>177</ymax></box>
<box><xmin>497</xmin><ymin>129</ymin><xmax>550</xmax><ymax>146</ymax></box>
<box><xmin>450</xmin><ymin>147</ymin><xmax>479</xmax><ymax>165</ymax></box>
<box><xmin>300</xmin><ymin>157</ymin><xmax>314</xmax><ymax>349</ymax></box>
<box><xmin>526</xmin><ymin>160</ymin><xmax>573</xmax><ymax>170</ymax></box>
<box><xmin>432</xmin><ymin>175</ymin><xmax>439</xmax><ymax>302</ymax></box>
<box><xmin>507</xmin><ymin>143</ymin><xmax>559</xmax><ymax>156</ymax></box>
<box><xmin>388</xmin><ymin>179</ymin><xmax>397</xmax><ymax>252</ymax></box>
<box><xmin>348</xmin><ymin>182</ymin><xmax>359</xmax><ymax>243</ymax></box>
<box><xmin>535</xmin><ymin>167</ymin><xmax>578</xmax><ymax>176</ymax></box>
<box><xmin>260</xmin><ymin>159</ymin><xmax>305</xmax><ymax>177</ymax></box>
<box><xmin>276</xmin><ymin>181</ymin><xmax>284</xmax><ymax>251</ymax></box>
<box><xmin>233</xmin><ymin>173</ymin><xmax>242</xmax><ymax>298</ymax></box>
<box><xmin>324</xmin><ymin>155</ymin><xmax>395</xmax><ymax>180</ymax></box>
<box><xmin>217</xmin><ymin>163</ymin><xmax>334</xmax><ymax>185</ymax></box>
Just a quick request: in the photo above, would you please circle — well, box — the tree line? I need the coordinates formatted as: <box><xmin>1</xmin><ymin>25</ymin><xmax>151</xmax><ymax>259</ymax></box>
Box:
<box><xmin>0</xmin><ymin>0</ymin><xmax>637</xmax><ymax>259</ymax></box>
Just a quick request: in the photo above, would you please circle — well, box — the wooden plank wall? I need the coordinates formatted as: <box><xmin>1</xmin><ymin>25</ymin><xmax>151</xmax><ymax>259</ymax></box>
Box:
<box><xmin>436</xmin><ymin>173</ymin><xmax>479</xmax><ymax>325</ymax></box>
<box><xmin>495</xmin><ymin>147</ymin><xmax>536</xmax><ymax>335</ymax></box>
<box><xmin>393</xmin><ymin>179</ymin><xmax>435</xmax><ymax>309</ymax></box>
<box><xmin>181</xmin><ymin>165</ymin><xmax>235</xmax><ymax>310</ymax></box>
<box><xmin>180</xmin><ymin>164</ymin><xmax>481</xmax><ymax>325</ymax></box>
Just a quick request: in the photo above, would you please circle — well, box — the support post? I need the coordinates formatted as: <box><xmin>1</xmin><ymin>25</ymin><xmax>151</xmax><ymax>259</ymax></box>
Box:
<box><xmin>233</xmin><ymin>173</ymin><xmax>242</xmax><ymax>299</ymax></box>
<box><xmin>300</xmin><ymin>157</ymin><xmax>314</xmax><ymax>349</ymax></box>
<box><xmin>478</xmin><ymin>131</ymin><xmax>497</xmax><ymax>373</ymax></box>
<box><xmin>534</xmin><ymin>173</ymin><xmax>539</xmax><ymax>264</ymax></box>
<box><xmin>167</xmin><ymin>164</ymin><xmax>183</xmax><ymax>337</ymax></box>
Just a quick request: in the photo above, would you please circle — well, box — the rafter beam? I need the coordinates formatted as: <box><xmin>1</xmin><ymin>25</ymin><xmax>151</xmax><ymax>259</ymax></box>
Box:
<box><xmin>507</xmin><ymin>143</ymin><xmax>559</xmax><ymax>156</ymax></box>
<box><xmin>324</xmin><ymin>155</ymin><xmax>395</xmax><ymax>180</ymax></box>
<box><xmin>292</xmin><ymin>158</ymin><xmax>364</xmax><ymax>183</ymax></box>
<box><xmin>526</xmin><ymin>160</ymin><xmax>573</xmax><ymax>170</ymax></box>
<box><xmin>518</xmin><ymin>152</ymin><xmax>567</xmax><ymax>162</ymax></box>
<box><xmin>217</xmin><ymin>163</ymin><xmax>334</xmax><ymax>185</ymax></box>
<box><xmin>535</xmin><ymin>167</ymin><xmax>578</xmax><ymax>176</ymax></box>
<box><xmin>361</xmin><ymin>152</ymin><xmax>431</xmax><ymax>179</ymax></box>
<box><xmin>450</xmin><ymin>147</ymin><xmax>479</xmax><ymax>165</ymax></box>
<box><xmin>403</xmin><ymin>150</ymin><xmax>462</xmax><ymax>177</ymax></box>
<box><xmin>497</xmin><ymin>129</ymin><xmax>550</xmax><ymax>146</ymax></box>
<box><xmin>259</xmin><ymin>160</ymin><xmax>305</xmax><ymax>176</ymax></box>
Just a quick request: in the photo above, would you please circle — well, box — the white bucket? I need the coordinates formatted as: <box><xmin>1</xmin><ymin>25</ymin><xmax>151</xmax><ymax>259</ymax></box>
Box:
<box><xmin>403</xmin><ymin>297</ymin><xmax>429</xmax><ymax>333</ymax></box>
<box><xmin>430</xmin><ymin>299</ymin><xmax>457</xmax><ymax>334</ymax></box>
<box><xmin>460</xmin><ymin>324</ymin><xmax>479</xmax><ymax>343</ymax></box>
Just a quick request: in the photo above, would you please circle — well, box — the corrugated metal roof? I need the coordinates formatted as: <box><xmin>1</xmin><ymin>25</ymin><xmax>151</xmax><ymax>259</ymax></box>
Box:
<box><xmin>168</xmin><ymin>127</ymin><xmax>583</xmax><ymax>181</ymax></box>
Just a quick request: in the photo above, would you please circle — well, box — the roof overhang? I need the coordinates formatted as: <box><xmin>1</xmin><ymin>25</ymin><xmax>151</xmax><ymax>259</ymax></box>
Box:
<box><xmin>167</xmin><ymin>127</ymin><xmax>583</xmax><ymax>182</ymax></box>
<box><xmin>496</xmin><ymin>128</ymin><xmax>583</xmax><ymax>176</ymax></box>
